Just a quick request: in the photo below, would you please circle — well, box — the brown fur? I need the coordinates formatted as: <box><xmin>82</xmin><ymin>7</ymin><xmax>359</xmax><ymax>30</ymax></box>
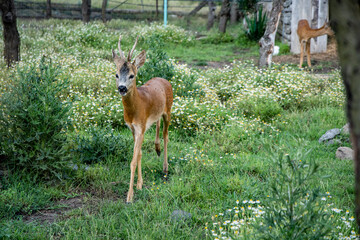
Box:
<box><xmin>113</xmin><ymin>36</ymin><xmax>173</xmax><ymax>203</ymax></box>
<box><xmin>297</xmin><ymin>19</ymin><xmax>334</xmax><ymax>68</ymax></box>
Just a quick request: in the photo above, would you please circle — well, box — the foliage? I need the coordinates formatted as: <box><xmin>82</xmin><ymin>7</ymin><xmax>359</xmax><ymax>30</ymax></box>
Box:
<box><xmin>257</xmin><ymin>153</ymin><xmax>333</xmax><ymax>239</ymax></box>
<box><xmin>0</xmin><ymin>19</ymin><xmax>355</xmax><ymax>240</ymax></box>
<box><xmin>137</xmin><ymin>34</ymin><xmax>176</xmax><ymax>86</ymax></box>
<box><xmin>131</xmin><ymin>23</ymin><xmax>193</xmax><ymax>44</ymax></box>
<box><xmin>245</xmin><ymin>6</ymin><xmax>267</xmax><ymax>42</ymax></box>
<box><xmin>0</xmin><ymin>57</ymin><xmax>71</xmax><ymax>179</ymax></box>
<box><xmin>71</xmin><ymin>126</ymin><xmax>132</xmax><ymax>164</ymax></box>
<box><xmin>0</xmin><ymin>176</ymin><xmax>53</xmax><ymax>220</ymax></box>
<box><xmin>237</xmin><ymin>0</ymin><xmax>258</xmax><ymax>12</ymax></box>
<box><xmin>137</xmin><ymin>34</ymin><xmax>201</xmax><ymax>98</ymax></box>
<box><xmin>200</xmin><ymin>33</ymin><xmax>234</xmax><ymax>44</ymax></box>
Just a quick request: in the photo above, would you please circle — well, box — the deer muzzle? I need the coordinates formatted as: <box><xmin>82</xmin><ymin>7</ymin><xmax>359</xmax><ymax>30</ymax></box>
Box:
<box><xmin>118</xmin><ymin>85</ymin><xmax>128</xmax><ymax>96</ymax></box>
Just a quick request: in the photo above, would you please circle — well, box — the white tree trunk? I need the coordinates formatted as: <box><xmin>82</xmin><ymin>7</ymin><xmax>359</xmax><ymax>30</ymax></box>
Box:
<box><xmin>258</xmin><ymin>0</ymin><xmax>283</xmax><ymax>67</ymax></box>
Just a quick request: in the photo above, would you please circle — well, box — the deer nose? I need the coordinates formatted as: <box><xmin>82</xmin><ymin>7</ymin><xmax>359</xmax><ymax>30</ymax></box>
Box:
<box><xmin>118</xmin><ymin>85</ymin><xmax>128</xmax><ymax>95</ymax></box>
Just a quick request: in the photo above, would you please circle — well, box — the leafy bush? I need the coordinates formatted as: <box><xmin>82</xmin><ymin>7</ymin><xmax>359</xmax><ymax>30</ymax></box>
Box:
<box><xmin>137</xmin><ymin>34</ymin><xmax>175</xmax><ymax>86</ymax></box>
<box><xmin>200</xmin><ymin>33</ymin><xmax>234</xmax><ymax>44</ymax></box>
<box><xmin>131</xmin><ymin>23</ymin><xmax>193</xmax><ymax>44</ymax></box>
<box><xmin>241</xmin><ymin>97</ymin><xmax>283</xmax><ymax>121</ymax></box>
<box><xmin>137</xmin><ymin>34</ymin><xmax>201</xmax><ymax>98</ymax></box>
<box><xmin>54</xmin><ymin>23</ymin><xmax>115</xmax><ymax>49</ymax></box>
<box><xmin>257</xmin><ymin>154</ymin><xmax>333</xmax><ymax>239</ymax></box>
<box><xmin>0</xmin><ymin>57</ymin><xmax>71</xmax><ymax>179</ymax></box>
<box><xmin>72</xmin><ymin>126</ymin><xmax>132</xmax><ymax>164</ymax></box>
<box><xmin>245</xmin><ymin>6</ymin><xmax>267</xmax><ymax>42</ymax></box>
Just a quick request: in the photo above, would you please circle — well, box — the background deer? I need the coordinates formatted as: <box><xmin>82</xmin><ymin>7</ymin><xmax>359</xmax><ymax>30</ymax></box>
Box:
<box><xmin>112</xmin><ymin>36</ymin><xmax>173</xmax><ymax>203</ymax></box>
<box><xmin>297</xmin><ymin>19</ymin><xmax>334</xmax><ymax>68</ymax></box>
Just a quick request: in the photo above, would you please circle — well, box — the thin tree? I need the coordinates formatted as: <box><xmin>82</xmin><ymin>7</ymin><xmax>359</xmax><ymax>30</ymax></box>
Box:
<box><xmin>329</xmin><ymin>0</ymin><xmax>360</xmax><ymax>231</ymax></box>
<box><xmin>82</xmin><ymin>0</ymin><xmax>91</xmax><ymax>23</ymax></box>
<box><xmin>207</xmin><ymin>0</ymin><xmax>216</xmax><ymax>30</ymax></box>
<box><xmin>0</xmin><ymin>0</ymin><xmax>20</xmax><ymax>67</ymax></box>
<box><xmin>219</xmin><ymin>0</ymin><xmax>230</xmax><ymax>33</ymax></box>
<box><xmin>101</xmin><ymin>0</ymin><xmax>107</xmax><ymax>23</ymax></box>
<box><xmin>258</xmin><ymin>0</ymin><xmax>283</xmax><ymax>67</ymax></box>
<box><xmin>46</xmin><ymin>0</ymin><xmax>51</xmax><ymax>19</ymax></box>
<box><xmin>230</xmin><ymin>0</ymin><xmax>238</xmax><ymax>24</ymax></box>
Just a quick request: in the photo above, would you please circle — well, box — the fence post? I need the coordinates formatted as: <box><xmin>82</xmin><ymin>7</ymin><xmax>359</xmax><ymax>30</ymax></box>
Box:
<box><xmin>164</xmin><ymin>0</ymin><xmax>167</xmax><ymax>26</ymax></box>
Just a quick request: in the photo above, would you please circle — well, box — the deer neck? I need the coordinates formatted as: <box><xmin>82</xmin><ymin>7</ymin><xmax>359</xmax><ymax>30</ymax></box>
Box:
<box><xmin>121</xmin><ymin>84</ymin><xmax>142</xmax><ymax>121</ymax></box>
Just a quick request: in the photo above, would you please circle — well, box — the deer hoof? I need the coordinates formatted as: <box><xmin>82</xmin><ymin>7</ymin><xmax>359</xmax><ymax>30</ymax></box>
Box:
<box><xmin>155</xmin><ymin>144</ymin><xmax>161</xmax><ymax>156</ymax></box>
<box><xmin>136</xmin><ymin>180</ymin><xmax>143</xmax><ymax>190</ymax></box>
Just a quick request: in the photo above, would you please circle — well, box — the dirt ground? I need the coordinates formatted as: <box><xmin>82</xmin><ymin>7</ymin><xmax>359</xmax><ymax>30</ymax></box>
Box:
<box><xmin>272</xmin><ymin>37</ymin><xmax>339</xmax><ymax>73</ymax></box>
<box><xmin>196</xmin><ymin>37</ymin><xmax>339</xmax><ymax>73</ymax></box>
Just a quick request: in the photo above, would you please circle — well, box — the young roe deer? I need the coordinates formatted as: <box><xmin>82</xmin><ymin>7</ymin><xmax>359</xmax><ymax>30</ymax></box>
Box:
<box><xmin>112</xmin><ymin>36</ymin><xmax>173</xmax><ymax>203</ymax></box>
<box><xmin>297</xmin><ymin>19</ymin><xmax>334</xmax><ymax>68</ymax></box>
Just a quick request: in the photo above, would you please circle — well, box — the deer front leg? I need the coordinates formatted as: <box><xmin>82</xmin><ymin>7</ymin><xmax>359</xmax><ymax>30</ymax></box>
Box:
<box><xmin>136</xmin><ymin>149</ymin><xmax>143</xmax><ymax>190</ymax></box>
<box><xmin>155</xmin><ymin>120</ymin><xmax>161</xmax><ymax>156</ymax></box>
<box><xmin>306</xmin><ymin>41</ymin><xmax>311</xmax><ymax>67</ymax></box>
<box><xmin>127</xmin><ymin>127</ymin><xmax>145</xmax><ymax>203</ymax></box>
<box><xmin>162</xmin><ymin>114</ymin><xmax>170</xmax><ymax>174</ymax></box>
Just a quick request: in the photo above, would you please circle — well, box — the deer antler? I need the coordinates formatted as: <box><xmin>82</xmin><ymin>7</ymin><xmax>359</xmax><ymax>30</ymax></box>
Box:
<box><xmin>128</xmin><ymin>36</ymin><xmax>139</xmax><ymax>61</ymax></box>
<box><xmin>118</xmin><ymin>35</ymin><xmax>125</xmax><ymax>59</ymax></box>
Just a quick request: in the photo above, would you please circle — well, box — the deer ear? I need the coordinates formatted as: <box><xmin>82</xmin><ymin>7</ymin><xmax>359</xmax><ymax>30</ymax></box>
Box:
<box><xmin>112</xmin><ymin>49</ymin><xmax>119</xmax><ymax>60</ymax></box>
<box><xmin>134</xmin><ymin>50</ymin><xmax>146</xmax><ymax>69</ymax></box>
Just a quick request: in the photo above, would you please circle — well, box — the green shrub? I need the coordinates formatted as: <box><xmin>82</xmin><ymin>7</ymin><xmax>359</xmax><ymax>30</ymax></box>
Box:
<box><xmin>0</xmin><ymin>57</ymin><xmax>71</xmax><ymax>179</ymax></box>
<box><xmin>72</xmin><ymin>126</ymin><xmax>132</xmax><ymax>164</ymax></box>
<box><xmin>245</xmin><ymin>6</ymin><xmax>267</xmax><ymax>42</ymax></box>
<box><xmin>137</xmin><ymin>34</ymin><xmax>201</xmax><ymax>98</ymax></box>
<box><xmin>242</xmin><ymin>97</ymin><xmax>283</xmax><ymax>121</ymax></box>
<box><xmin>257</xmin><ymin>154</ymin><xmax>333</xmax><ymax>239</ymax></box>
<box><xmin>200</xmin><ymin>32</ymin><xmax>234</xmax><ymax>44</ymax></box>
<box><xmin>137</xmin><ymin>34</ymin><xmax>175</xmax><ymax>86</ymax></box>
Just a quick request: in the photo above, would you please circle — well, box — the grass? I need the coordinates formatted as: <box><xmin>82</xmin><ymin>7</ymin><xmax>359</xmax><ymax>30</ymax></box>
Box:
<box><xmin>0</xmin><ymin>18</ymin><xmax>356</xmax><ymax>239</ymax></box>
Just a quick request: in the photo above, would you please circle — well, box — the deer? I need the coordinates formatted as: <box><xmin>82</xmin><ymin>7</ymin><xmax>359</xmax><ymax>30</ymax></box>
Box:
<box><xmin>112</xmin><ymin>36</ymin><xmax>173</xmax><ymax>203</ymax></box>
<box><xmin>297</xmin><ymin>19</ymin><xmax>334</xmax><ymax>68</ymax></box>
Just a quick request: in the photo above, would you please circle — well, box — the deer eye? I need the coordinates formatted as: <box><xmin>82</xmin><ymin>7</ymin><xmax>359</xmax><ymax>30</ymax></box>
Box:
<box><xmin>129</xmin><ymin>74</ymin><xmax>135</xmax><ymax>79</ymax></box>
<box><xmin>116</xmin><ymin>74</ymin><xmax>119</xmax><ymax>78</ymax></box>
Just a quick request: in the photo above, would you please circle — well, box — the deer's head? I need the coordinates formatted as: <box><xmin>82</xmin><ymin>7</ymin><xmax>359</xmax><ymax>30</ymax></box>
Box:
<box><xmin>112</xmin><ymin>36</ymin><xmax>146</xmax><ymax>96</ymax></box>
<box><xmin>323</xmin><ymin>21</ymin><xmax>335</xmax><ymax>36</ymax></box>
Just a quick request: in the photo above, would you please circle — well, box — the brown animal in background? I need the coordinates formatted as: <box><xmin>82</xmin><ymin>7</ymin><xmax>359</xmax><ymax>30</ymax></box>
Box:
<box><xmin>112</xmin><ymin>36</ymin><xmax>173</xmax><ymax>203</ymax></box>
<box><xmin>297</xmin><ymin>19</ymin><xmax>334</xmax><ymax>68</ymax></box>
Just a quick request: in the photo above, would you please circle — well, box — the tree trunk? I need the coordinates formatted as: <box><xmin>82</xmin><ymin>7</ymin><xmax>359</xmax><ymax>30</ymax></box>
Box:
<box><xmin>101</xmin><ymin>0</ymin><xmax>107</xmax><ymax>23</ymax></box>
<box><xmin>258</xmin><ymin>0</ymin><xmax>283</xmax><ymax>68</ymax></box>
<box><xmin>82</xmin><ymin>0</ymin><xmax>91</xmax><ymax>23</ymax></box>
<box><xmin>207</xmin><ymin>0</ymin><xmax>216</xmax><ymax>30</ymax></box>
<box><xmin>156</xmin><ymin>0</ymin><xmax>159</xmax><ymax>18</ymax></box>
<box><xmin>0</xmin><ymin>0</ymin><xmax>20</xmax><ymax>67</ymax></box>
<box><xmin>329</xmin><ymin>0</ymin><xmax>360</xmax><ymax>231</ymax></box>
<box><xmin>230</xmin><ymin>0</ymin><xmax>238</xmax><ymax>24</ymax></box>
<box><xmin>187</xmin><ymin>1</ymin><xmax>207</xmax><ymax>17</ymax></box>
<box><xmin>46</xmin><ymin>0</ymin><xmax>51</xmax><ymax>19</ymax></box>
<box><xmin>219</xmin><ymin>0</ymin><xmax>230</xmax><ymax>33</ymax></box>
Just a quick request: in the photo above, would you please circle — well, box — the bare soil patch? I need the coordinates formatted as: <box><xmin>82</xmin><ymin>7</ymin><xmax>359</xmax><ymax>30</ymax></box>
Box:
<box><xmin>272</xmin><ymin>38</ymin><xmax>339</xmax><ymax>73</ymax></box>
<box><xmin>23</xmin><ymin>196</ymin><xmax>84</xmax><ymax>224</ymax></box>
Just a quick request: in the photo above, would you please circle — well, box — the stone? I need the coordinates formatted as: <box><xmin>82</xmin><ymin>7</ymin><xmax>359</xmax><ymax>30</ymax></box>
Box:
<box><xmin>171</xmin><ymin>210</ymin><xmax>192</xmax><ymax>222</ymax></box>
<box><xmin>336</xmin><ymin>147</ymin><xmax>354</xmax><ymax>160</ymax></box>
<box><xmin>325</xmin><ymin>139</ymin><xmax>342</xmax><ymax>146</ymax></box>
<box><xmin>319</xmin><ymin>128</ymin><xmax>341</xmax><ymax>143</ymax></box>
<box><xmin>342</xmin><ymin>123</ymin><xmax>350</xmax><ymax>135</ymax></box>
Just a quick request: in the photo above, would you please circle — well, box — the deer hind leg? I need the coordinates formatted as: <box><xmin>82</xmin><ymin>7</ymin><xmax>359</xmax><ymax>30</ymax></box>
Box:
<box><xmin>155</xmin><ymin>120</ymin><xmax>161</xmax><ymax>156</ymax></box>
<box><xmin>299</xmin><ymin>40</ymin><xmax>305</xmax><ymax>68</ymax></box>
<box><xmin>306</xmin><ymin>41</ymin><xmax>311</xmax><ymax>67</ymax></box>
<box><xmin>127</xmin><ymin>127</ymin><xmax>144</xmax><ymax>203</ymax></box>
<box><xmin>162</xmin><ymin>114</ymin><xmax>170</xmax><ymax>174</ymax></box>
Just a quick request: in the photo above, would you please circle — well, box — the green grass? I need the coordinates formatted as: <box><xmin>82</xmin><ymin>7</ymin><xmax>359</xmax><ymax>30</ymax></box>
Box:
<box><xmin>0</xmin><ymin>18</ymin><xmax>355</xmax><ymax>239</ymax></box>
